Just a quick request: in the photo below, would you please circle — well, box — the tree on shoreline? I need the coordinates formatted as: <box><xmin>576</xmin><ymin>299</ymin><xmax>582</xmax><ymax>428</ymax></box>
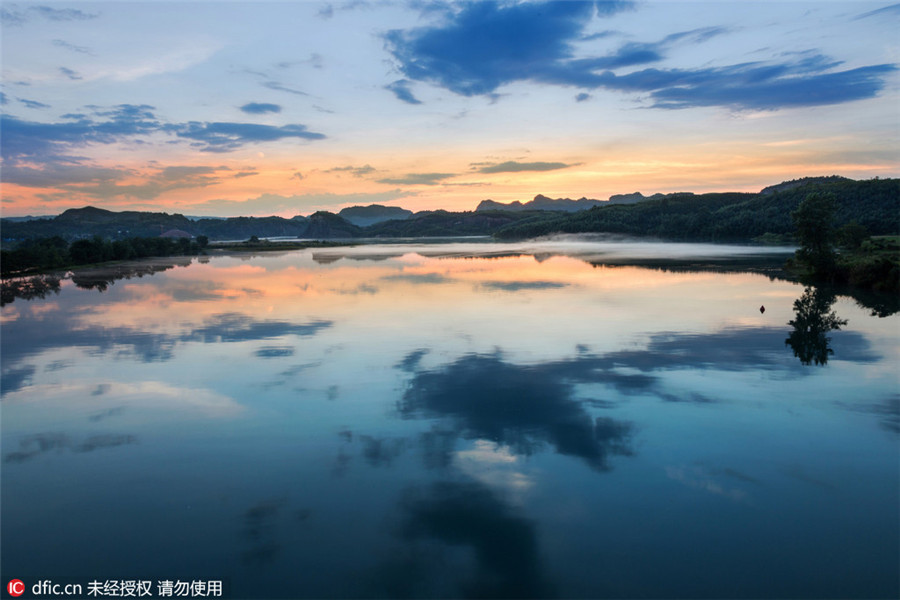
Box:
<box><xmin>791</xmin><ymin>191</ymin><xmax>838</xmax><ymax>278</ymax></box>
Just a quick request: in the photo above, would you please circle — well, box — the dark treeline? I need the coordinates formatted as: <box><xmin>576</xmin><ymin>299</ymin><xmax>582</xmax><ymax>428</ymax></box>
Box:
<box><xmin>493</xmin><ymin>178</ymin><xmax>899</xmax><ymax>240</ymax></box>
<box><xmin>0</xmin><ymin>235</ymin><xmax>206</xmax><ymax>277</ymax></box>
<box><xmin>785</xmin><ymin>190</ymin><xmax>899</xmax><ymax>293</ymax></box>
<box><xmin>3</xmin><ymin>178</ymin><xmax>897</xmax><ymax>245</ymax></box>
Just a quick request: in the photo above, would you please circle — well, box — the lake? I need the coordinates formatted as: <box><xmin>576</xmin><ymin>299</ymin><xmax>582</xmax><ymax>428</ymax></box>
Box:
<box><xmin>2</xmin><ymin>238</ymin><xmax>898</xmax><ymax>599</ymax></box>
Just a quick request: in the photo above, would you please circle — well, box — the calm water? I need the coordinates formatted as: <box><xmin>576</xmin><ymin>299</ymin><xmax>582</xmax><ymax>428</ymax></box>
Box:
<box><xmin>2</xmin><ymin>239</ymin><xmax>898</xmax><ymax>599</ymax></box>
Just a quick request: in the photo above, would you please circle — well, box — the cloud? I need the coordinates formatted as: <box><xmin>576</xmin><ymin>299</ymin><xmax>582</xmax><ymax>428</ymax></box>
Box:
<box><xmin>377</xmin><ymin>172</ymin><xmax>455</xmax><ymax>185</ymax></box>
<box><xmin>59</xmin><ymin>66</ymin><xmax>83</xmax><ymax>80</ymax></box>
<box><xmin>477</xmin><ymin>161</ymin><xmax>572</xmax><ymax>174</ymax></box>
<box><xmin>325</xmin><ymin>164</ymin><xmax>377</xmax><ymax>177</ymax></box>
<box><xmin>17</xmin><ymin>98</ymin><xmax>50</xmax><ymax>109</ymax></box>
<box><xmin>240</xmin><ymin>102</ymin><xmax>282</xmax><ymax>114</ymax></box>
<box><xmin>638</xmin><ymin>62</ymin><xmax>898</xmax><ymax>111</ymax></box>
<box><xmin>854</xmin><ymin>3</ymin><xmax>900</xmax><ymax>20</ymax></box>
<box><xmin>52</xmin><ymin>39</ymin><xmax>94</xmax><ymax>55</ymax></box>
<box><xmin>173</xmin><ymin>121</ymin><xmax>325</xmax><ymax>152</ymax></box>
<box><xmin>31</xmin><ymin>5</ymin><xmax>99</xmax><ymax>21</ymax></box>
<box><xmin>575</xmin><ymin>92</ymin><xmax>591</xmax><ymax>102</ymax></box>
<box><xmin>385</xmin><ymin>79</ymin><xmax>422</xmax><ymax>104</ymax></box>
<box><xmin>1</xmin><ymin>105</ymin><xmax>326</xmax><ymax>166</ymax></box>
<box><xmin>2</xmin><ymin>160</ymin><xmax>236</xmax><ymax>202</ymax></box>
<box><xmin>2</xmin><ymin>5</ymin><xmax>99</xmax><ymax>25</ymax></box>
<box><xmin>384</xmin><ymin>1</ymin><xmax>633</xmax><ymax>96</ymax></box>
<box><xmin>385</xmin><ymin>1</ymin><xmax>896</xmax><ymax>110</ymax></box>
<box><xmin>1</xmin><ymin>106</ymin><xmax>161</xmax><ymax>164</ymax></box>
<box><xmin>262</xmin><ymin>81</ymin><xmax>309</xmax><ymax>96</ymax></box>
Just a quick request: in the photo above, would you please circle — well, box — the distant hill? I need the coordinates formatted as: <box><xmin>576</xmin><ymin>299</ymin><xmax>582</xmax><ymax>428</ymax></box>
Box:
<box><xmin>1</xmin><ymin>215</ymin><xmax>53</xmax><ymax>222</ymax></box>
<box><xmin>2</xmin><ymin>176</ymin><xmax>896</xmax><ymax>245</ymax></box>
<box><xmin>494</xmin><ymin>177</ymin><xmax>899</xmax><ymax>241</ymax></box>
<box><xmin>477</xmin><ymin>191</ymin><xmax>671</xmax><ymax>212</ymax></box>
<box><xmin>476</xmin><ymin>194</ymin><xmax>605</xmax><ymax>212</ymax></box>
<box><xmin>759</xmin><ymin>175</ymin><xmax>850</xmax><ymax>195</ymax></box>
<box><xmin>364</xmin><ymin>209</ymin><xmax>538</xmax><ymax>237</ymax></box>
<box><xmin>1</xmin><ymin>207</ymin><xmax>354</xmax><ymax>242</ymax></box>
<box><xmin>338</xmin><ymin>204</ymin><xmax>413</xmax><ymax>227</ymax></box>
<box><xmin>608</xmin><ymin>192</ymin><xmax>667</xmax><ymax>204</ymax></box>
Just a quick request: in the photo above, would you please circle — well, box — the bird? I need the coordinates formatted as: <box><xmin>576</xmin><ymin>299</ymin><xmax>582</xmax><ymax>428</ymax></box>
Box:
<box><xmin>759</xmin><ymin>305</ymin><xmax>766</xmax><ymax>314</ymax></box>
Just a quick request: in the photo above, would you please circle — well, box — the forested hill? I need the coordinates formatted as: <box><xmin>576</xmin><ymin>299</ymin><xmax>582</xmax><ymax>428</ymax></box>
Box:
<box><xmin>2</xmin><ymin>177</ymin><xmax>897</xmax><ymax>244</ymax></box>
<box><xmin>493</xmin><ymin>177</ymin><xmax>899</xmax><ymax>241</ymax></box>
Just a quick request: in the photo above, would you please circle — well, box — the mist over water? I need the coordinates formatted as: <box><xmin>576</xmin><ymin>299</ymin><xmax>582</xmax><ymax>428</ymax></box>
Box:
<box><xmin>1</xmin><ymin>240</ymin><xmax>896</xmax><ymax>599</ymax></box>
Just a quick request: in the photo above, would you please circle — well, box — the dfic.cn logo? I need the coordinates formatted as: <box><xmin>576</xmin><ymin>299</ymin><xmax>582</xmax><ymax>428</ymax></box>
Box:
<box><xmin>7</xmin><ymin>580</ymin><xmax>24</xmax><ymax>597</ymax></box>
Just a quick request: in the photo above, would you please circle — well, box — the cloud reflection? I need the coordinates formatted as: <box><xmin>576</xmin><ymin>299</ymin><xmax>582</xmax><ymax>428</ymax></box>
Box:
<box><xmin>4</xmin><ymin>432</ymin><xmax>137</xmax><ymax>463</ymax></box>
<box><xmin>0</xmin><ymin>307</ymin><xmax>333</xmax><ymax>376</ymax></box>
<box><xmin>398</xmin><ymin>353</ymin><xmax>635</xmax><ymax>471</ymax></box>
<box><xmin>377</xmin><ymin>479</ymin><xmax>554</xmax><ymax>599</ymax></box>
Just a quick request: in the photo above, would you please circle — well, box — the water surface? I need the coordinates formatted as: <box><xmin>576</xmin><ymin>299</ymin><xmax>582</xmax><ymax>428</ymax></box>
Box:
<box><xmin>2</xmin><ymin>240</ymin><xmax>898</xmax><ymax>599</ymax></box>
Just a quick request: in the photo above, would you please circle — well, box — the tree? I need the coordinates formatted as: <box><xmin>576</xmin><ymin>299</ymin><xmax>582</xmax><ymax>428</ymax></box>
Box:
<box><xmin>792</xmin><ymin>192</ymin><xmax>837</xmax><ymax>277</ymax></box>
<box><xmin>836</xmin><ymin>220</ymin><xmax>868</xmax><ymax>250</ymax></box>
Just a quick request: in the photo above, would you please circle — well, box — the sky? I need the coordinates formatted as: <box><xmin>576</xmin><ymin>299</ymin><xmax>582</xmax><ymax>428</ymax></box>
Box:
<box><xmin>1</xmin><ymin>0</ymin><xmax>898</xmax><ymax>217</ymax></box>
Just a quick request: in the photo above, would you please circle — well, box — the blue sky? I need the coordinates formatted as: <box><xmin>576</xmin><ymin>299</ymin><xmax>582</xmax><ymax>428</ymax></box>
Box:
<box><xmin>1</xmin><ymin>1</ymin><xmax>898</xmax><ymax>216</ymax></box>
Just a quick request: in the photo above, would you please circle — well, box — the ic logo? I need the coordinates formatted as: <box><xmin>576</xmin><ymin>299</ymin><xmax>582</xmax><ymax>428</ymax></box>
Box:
<box><xmin>7</xmin><ymin>580</ymin><xmax>24</xmax><ymax>597</ymax></box>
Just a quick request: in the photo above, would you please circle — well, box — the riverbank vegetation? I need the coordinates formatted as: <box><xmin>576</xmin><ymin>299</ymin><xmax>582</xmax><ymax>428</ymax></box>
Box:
<box><xmin>0</xmin><ymin>235</ymin><xmax>207</xmax><ymax>277</ymax></box>
<box><xmin>785</xmin><ymin>191</ymin><xmax>899</xmax><ymax>293</ymax></box>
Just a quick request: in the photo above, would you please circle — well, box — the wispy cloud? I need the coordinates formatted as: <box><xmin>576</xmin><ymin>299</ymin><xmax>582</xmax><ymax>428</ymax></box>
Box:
<box><xmin>172</xmin><ymin>121</ymin><xmax>326</xmax><ymax>152</ymax></box>
<box><xmin>59</xmin><ymin>67</ymin><xmax>83</xmax><ymax>81</ymax></box>
<box><xmin>477</xmin><ymin>161</ymin><xmax>573</xmax><ymax>174</ymax></box>
<box><xmin>1</xmin><ymin>104</ymin><xmax>326</xmax><ymax>162</ymax></box>
<box><xmin>326</xmin><ymin>164</ymin><xmax>376</xmax><ymax>177</ymax></box>
<box><xmin>262</xmin><ymin>81</ymin><xmax>309</xmax><ymax>96</ymax></box>
<box><xmin>52</xmin><ymin>39</ymin><xmax>95</xmax><ymax>55</ymax></box>
<box><xmin>385</xmin><ymin>79</ymin><xmax>422</xmax><ymax>105</ymax></box>
<box><xmin>17</xmin><ymin>98</ymin><xmax>51</xmax><ymax>109</ymax></box>
<box><xmin>853</xmin><ymin>3</ymin><xmax>900</xmax><ymax>20</ymax></box>
<box><xmin>31</xmin><ymin>5</ymin><xmax>99</xmax><ymax>21</ymax></box>
<box><xmin>240</xmin><ymin>102</ymin><xmax>282</xmax><ymax>114</ymax></box>
<box><xmin>2</xmin><ymin>5</ymin><xmax>99</xmax><ymax>25</ymax></box>
<box><xmin>3</xmin><ymin>162</ymin><xmax>233</xmax><ymax>201</ymax></box>
<box><xmin>377</xmin><ymin>172</ymin><xmax>455</xmax><ymax>185</ymax></box>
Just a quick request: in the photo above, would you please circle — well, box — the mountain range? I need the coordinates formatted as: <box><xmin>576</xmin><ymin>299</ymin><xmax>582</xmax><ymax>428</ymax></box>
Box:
<box><xmin>2</xmin><ymin>176</ymin><xmax>896</xmax><ymax>244</ymax></box>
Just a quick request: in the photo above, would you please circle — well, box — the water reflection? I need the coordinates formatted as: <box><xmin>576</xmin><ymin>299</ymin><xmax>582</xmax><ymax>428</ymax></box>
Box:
<box><xmin>0</xmin><ymin>273</ymin><xmax>62</xmax><ymax>305</ymax></box>
<box><xmin>399</xmin><ymin>353</ymin><xmax>635</xmax><ymax>471</ymax></box>
<box><xmin>2</xmin><ymin>241</ymin><xmax>898</xmax><ymax>599</ymax></box>
<box><xmin>785</xmin><ymin>287</ymin><xmax>849</xmax><ymax>365</ymax></box>
<box><xmin>1</xmin><ymin>258</ymin><xmax>195</xmax><ymax>305</ymax></box>
<box><xmin>380</xmin><ymin>479</ymin><xmax>554</xmax><ymax>599</ymax></box>
<box><xmin>0</xmin><ymin>308</ymin><xmax>333</xmax><ymax>381</ymax></box>
<box><xmin>4</xmin><ymin>432</ymin><xmax>137</xmax><ymax>463</ymax></box>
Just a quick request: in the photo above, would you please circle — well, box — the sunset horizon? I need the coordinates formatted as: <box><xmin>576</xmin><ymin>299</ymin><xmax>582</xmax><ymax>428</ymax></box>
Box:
<box><xmin>2</xmin><ymin>1</ymin><xmax>898</xmax><ymax>218</ymax></box>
